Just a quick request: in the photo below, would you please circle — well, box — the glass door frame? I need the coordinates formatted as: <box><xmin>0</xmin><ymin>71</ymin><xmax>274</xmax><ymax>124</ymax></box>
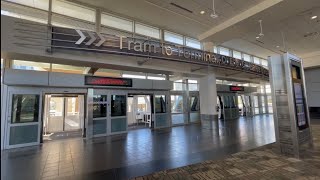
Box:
<box><xmin>170</xmin><ymin>91</ymin><xmax>188</xmax><ymax>126</ymax></box>
<box><xmin>189</xmin><ymin>91</ymin><xmax>200</xmax><ymax>123</ymax></box>
<box><xmin>5</xmin><ymin>89</ymin><xmax>42</xmax><ymax>149</ymax></box>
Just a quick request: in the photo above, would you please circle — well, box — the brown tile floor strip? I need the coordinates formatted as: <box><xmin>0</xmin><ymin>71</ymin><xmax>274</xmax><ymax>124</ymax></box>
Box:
<box><xmin>132</xmin><ymin>124</ymin><xmax>320</xmax><ymax>180</ymax></box>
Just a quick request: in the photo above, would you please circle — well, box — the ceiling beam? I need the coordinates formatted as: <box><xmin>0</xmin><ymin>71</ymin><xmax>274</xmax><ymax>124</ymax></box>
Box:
<box><xmin>198</xmin><ymin>0</ymin><xmax>283</xmax><ymax>41</ymax></box>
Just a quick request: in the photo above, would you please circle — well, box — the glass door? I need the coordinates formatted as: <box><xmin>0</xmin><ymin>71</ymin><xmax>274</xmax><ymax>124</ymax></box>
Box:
<box><xmin>109</xmin><ymin>92</ymin><xmax>127</xmax><ymax>134</ymax></box>
<box><xmin>47</xmin><ymin>97</ymin><xmax>64</xmax><ymax>133</ymax></box>
<box><xmin>154</xmin><ymin>92</ymin><xmax>170</xmax><ymax>128</ymax></box>
<box><xmin>6</xmin><ymin>92</ymin><xmax>42</xmax><ymax>149</ymax></box>
<box><xmin>189</xmin><ymin>93</ymin><xmax>200</xmax><ymax>123</ymax></box>
<box><xmin>171</xmin><ymin>95</ymin><xmax>185</xmax><ymax>125</ymax></box>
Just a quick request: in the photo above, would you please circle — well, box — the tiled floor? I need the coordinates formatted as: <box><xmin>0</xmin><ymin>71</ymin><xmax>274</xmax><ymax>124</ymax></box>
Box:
<box><xmin>1</xmin><ymin>115</ymin><xmax>275</xmax><ymax>180</ymax></box>
<box><xmin>133</xmin><ymin>122</ymin><xmax>320</xmax><ymax>180</ymax></box>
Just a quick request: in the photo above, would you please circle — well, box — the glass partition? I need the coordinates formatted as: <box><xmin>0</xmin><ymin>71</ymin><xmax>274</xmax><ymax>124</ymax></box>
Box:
<box><xmin>93</xmin><ymin>95</ymin><xmax>107</xmax><ymax>118</ymax></box>
<box><xmin>12</xmin><ymin>94</ymin><xmax>39</xmax><ymax>123</ymax></box>
<box><xmin>111</xmin><ymin>95</ymin><xmax>126</xmax><ymax>117</ymax></box>
<box><xmin>155</xmin><ymin>95</ymin><xmax>166</xmax><ymax>113</ymax></box>
<box><xmin>233</xmin><ymin>50</ymin><xmax>242</xmax><ymax>59</ymax></box>
<box><xmin>219</xmin><ymin>47</ymin><xmax>230</xmax><ymax>56</ymax></box>
<box><xmin>243</xmin><ymin>54</ymin><xmax>251</xmax><ymax>62</ymax></box>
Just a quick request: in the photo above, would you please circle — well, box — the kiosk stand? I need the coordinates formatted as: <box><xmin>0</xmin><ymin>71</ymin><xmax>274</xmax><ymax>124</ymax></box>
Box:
<box><xmin>269</xmin><ymin>53</ymin><xmax>313</xmax><ymax>158</ymax></box>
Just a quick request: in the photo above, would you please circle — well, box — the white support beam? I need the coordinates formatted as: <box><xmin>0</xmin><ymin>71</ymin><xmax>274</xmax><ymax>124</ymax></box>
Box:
<box><xmin>198</xmin><ymin>0</ymin><xmax>283</xmax><ymax>41</ymax></box>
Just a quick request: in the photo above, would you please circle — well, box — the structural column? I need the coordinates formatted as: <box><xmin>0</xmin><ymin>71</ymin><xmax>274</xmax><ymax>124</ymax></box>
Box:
<box><xmin>199</xmin><ymin>73</ymin><xmax>218</xmax><ymax>129</ymax></box>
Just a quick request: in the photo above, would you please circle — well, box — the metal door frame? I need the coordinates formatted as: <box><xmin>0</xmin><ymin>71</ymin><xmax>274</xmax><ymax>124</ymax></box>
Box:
<box><xmin>5</xmin><ymin>89</ymin><xmax>42</xmax><ymax>149</ymax></box>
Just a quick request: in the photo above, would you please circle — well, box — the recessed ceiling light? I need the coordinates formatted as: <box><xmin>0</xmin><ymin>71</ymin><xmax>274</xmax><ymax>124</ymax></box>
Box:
<box><xmin>200</xmin><ymin>11</ymin><xmax>205</xmax><ymax>14</ymax></box>
<box><xmin>276</xmin><ymin>45</ymin><xmax>280</xmax><ymax>48</ymax></box>
<box><xmin>256</xmin><ymin>36</ymin><xmax>260</xmax><ymax>39</ymax></box>
<box><xmin>311</xmin><ymin>15</ymin><xmax>317</xmax><ymax>19</ymax></box>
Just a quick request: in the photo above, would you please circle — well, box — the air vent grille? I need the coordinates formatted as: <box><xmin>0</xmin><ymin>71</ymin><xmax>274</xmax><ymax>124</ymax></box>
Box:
<box><xmin>170</xmin><ymin>3</ymin><xmax>193</xmax><ymax>13</ymax></box>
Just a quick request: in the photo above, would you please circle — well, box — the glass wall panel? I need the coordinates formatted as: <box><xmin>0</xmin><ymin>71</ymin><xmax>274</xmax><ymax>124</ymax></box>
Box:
<box><xmin>6</xmin><ymin>0</ymin><xmax>49</xmax><ymax>10</ymax></box>
<box><xmin>155</xmin><ymin>95</ymin><xmax>166</xmax><ymax>113</ymax></box>
<box><xmin>51</xmin><ymin>64</ymin><xmax>86</xmax><ymax>74</ymax></box>
<box><xmin>190</xmin><ymin>96</ymin><xmax>200</xmax><ymax>111</ymax></box>
<box><xmin>164</xmin><ymin>31</ymin><xmax>183</xmax><ymax>45</ymax></box>
<box><xmin>171</xmin><ymin>95</ymin><xmax>183</xmax><ymax>113</ymax></box>
<box><xmin>12</xmin><ymin>60</ymin><xmax>50</xmax><ymax>71</ymax></box>
<box><xmin>266</xmin><ymin>84</ymin><xmax>271</xmax><ymax>93</ymax></box>
<box><xmin>111</xmin><ymin>95</ymin><xmax>126</xmax><ymax>117</ymax></box>
<box><xmin>12</xmin><ymin>94</ymin><xmax>39</xmax><ymax>123</ymax></box>
<box><xmin>233</xmin><ymin>50</ymin><xmax>242</xmax><ymax>59</ymax></box>
<box><xmin>52</xmin><ymin>0</ymin><xmax>95</xmax><ymax>22</ymax></box>
<box><xmin>213</xmin><ymin>46</ymin><xmax>218</xmax><ymax>53</ymax></box>
<box><xmin>93</xmin><ymin>95</ymin><xmax>107</xmax><ymax>118</ymax></box>
<box><xmin>243</xmin><ymin>54</ymin><xmax>251</xmax><ymax>62</ymax></box>
<box><xmin>261</xmin><ymin>59</ymin><xmax>268</xmax><ymax>67</ymax></box>
<box><xmin>101</xmin><ymin>13</ymin><xmax>133</xmax><ymax>32</ymax></box>
<box><xmin>219</xmin><ymin>47</ymin><xmax>230</xmax><ymax>56</ymax></box>
<box><xmin>253</xmin><ymin>57</ymin><xmax>260</xmax><ymax>64</ymax></box>
<box><xmin>185</xmin><ymin>38</ymin><xmax>201</xmax><ymax>49</ymax></box>
<box><xmin>135</xmin><ymin>23</ymin><xmax>160</xmax><ymax>39</ymax></box>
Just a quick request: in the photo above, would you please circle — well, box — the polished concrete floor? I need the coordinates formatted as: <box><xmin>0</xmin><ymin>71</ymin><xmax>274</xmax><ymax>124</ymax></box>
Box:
<box><xmin>134</xmin><ymin>121</ymin><xmax>320</xmax><ymax>180</ymax></box>
<box><xmin>1</xmin><ymin>115</ymin><xmax>275</xmax><ymax>180</ymax></box>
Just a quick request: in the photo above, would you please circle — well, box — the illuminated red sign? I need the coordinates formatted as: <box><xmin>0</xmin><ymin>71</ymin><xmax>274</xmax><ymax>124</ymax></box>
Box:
<box><xmin>85</xmin><ymin>76</ymin><xmax>132</xmax><ymax>87</ymax></box>
<box><xmin>230</xmin><ymin>86</ymin><xmax>244</xmax><ymax>91</ymax></box>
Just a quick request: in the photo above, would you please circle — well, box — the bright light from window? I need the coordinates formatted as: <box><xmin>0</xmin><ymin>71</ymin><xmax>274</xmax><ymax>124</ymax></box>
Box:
<box><xmin>147</xmin><ymin>76</ymin><xmax>165</xmax><ymax>80</ymax></box>
<box><xmin>164</xmin><ymin>31</ymin><xmax>183</xmax><ymax>45</ymax></box>
<box><xmin>186</xmin><ymin>38</ymin><xmax>201</xmax><ymax>49</ymax></box>
<box><xmin>135</xmin><ymin>23</ymin><xmax>160</xmax><ymax>39</ymax></box>
<box><xmin>101</xmin><ymin>13</ymin><xmax>133</xmax><ymax>32</ymax></box>
<box><xmin>122</xmin><ymin>74</ymin><xmax>146</xmax><ymax>79</ymax></box>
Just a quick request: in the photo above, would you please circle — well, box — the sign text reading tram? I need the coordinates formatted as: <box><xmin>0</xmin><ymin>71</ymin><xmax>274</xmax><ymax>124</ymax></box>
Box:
<box><xmin>124</xmin><ymin>37</ymin><xmax>217</xmax><ymax>63</ymax></box>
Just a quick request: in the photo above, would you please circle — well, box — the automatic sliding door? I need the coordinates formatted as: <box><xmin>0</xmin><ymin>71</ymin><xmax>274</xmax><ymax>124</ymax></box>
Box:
<box><xmin>64</xmin><ymin>97</ymin><xmax>81</xmax><ymax>131</ymax></box>
<box><xmin>171</xmin><ymin>95</ymin><xmax>186</xmax><ymax>125</ymax></box>
<box><xmin>48</xmin><ymin>97</ymin><xmax>64</xmax><ymax>133</ymax></box>
<box><xmin>110</xmin><ymin>94</ymin><xmax>127</xmax><ymax>134</ymax></box>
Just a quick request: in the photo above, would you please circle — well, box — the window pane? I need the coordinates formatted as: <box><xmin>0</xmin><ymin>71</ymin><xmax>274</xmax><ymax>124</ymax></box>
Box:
<box><xmin>261</xmin><ymin>59</ymin><xmax>268</xmax><ymax>67</ymax></box>
<box><xmin>190</xmin><ymin>96</ymin><xmax>200</xmax><ymax>111</ymax></box>
<box><xmin>101</xmin><ymin>13</ymin><xmax>133</xmax><ymax>32</ymax></box>
<box><xmin>219</xmin><ymin>47</ymin><xmax>230</xmax><ymax>56</ymax></box>
<box><xmin>111</xmin><ymin>95</ymin><xmax>126</xmax><ymax>117</ymax></box>
<box><xmin>173</xmin><ymin>82</ymin><xmax>185</xmax><ymax>91</ymax></box>
<box><xmin>6</xmin><ymin>0</ymin><xmax>49</xmax><ymax>10</ymax></box>
<box><xmin>52</xmin><ymin>0</ymin><xmax>95</xmax><ymax>22</ymax></box>
<box><xmin>253</xmin><ymin>57</ymin><xmax>260</xmax><ymax>64</ymax></box>
<box><xmin>94</xmin><ymin>69</ymin><xmax>121</xmax><ymax>77</ymax></box>
<box><xmin>268</xmin><ymin>106</ymin><xmax>273</xmax><ymax>113</ymax></box>
<box><xmin>52</xmin><ymin>64</ymin><xmax>86</xmax><ymax>74</ymax></box>
<box><xmin>164</xmin><ymin>31</ymin><xmax>183</xmax><ymax>45</ymax></box>
<box><xmin>12</xmin><ymin>94</ymin><xmax>39</xmax><ymax>123</ymax></box>
<box><xmin>13</xmin><ymin>60</ymin><xmax>50</xmax><ymax>71</ymax></box>
<box><xmin>122</xmin><ymin>74</ymin><xmax>146</xmax><ymax>79</ymax></box>
<box><xmin>147</xmin><ymin>76</ymin><xmax>165</xmax><ymax>80</ymax></box>
<box><xmin>255</xmin><ymin>108</ymin><xmax>259</xmax><ymax>114</ymax></box>
<box><xmin>93</xmin><ymin>95</ymin><xmax>107</xmax><ymax>118</ymax></box>
<box><xmin>186</xmin><ymin>38</ymin><xmax>201</xmax><ymax>49</ymax></box>
<box><xmin>189</xmin><ymin>83</ymin><xmax>199</xmax><ymax>91</ymax></box>
<box><xmin>266</xmin><ymin>84</ymin><xmax>271</xmax><ymax>93</ymax></box>
<box><xmin>155</xmin><ymin>95</ymin><xmax>166</xmax><ymax>113</ymax></box>
<box><xmin>213</xmin><ymin>46</ymin><xmax>218</xmax><ymax>53</ymax></box>
<box><xmin>243</xmin><ymin>54</ymin><xmax>251</xmax><ymax>62</ymax></box>
<box><xmin>135</xmin><ymin>23</ymin><xmax>160</xmax><ymax>39</ymax></box>
<box><xmin>171</xmin><ymin>95</ymin><xmax>183</xmax><ymax>113</ymax></box>
<box><xmin>233</xmin><ymin>51</ymin><xmax>242</xmax><ymax>59</ymax></box>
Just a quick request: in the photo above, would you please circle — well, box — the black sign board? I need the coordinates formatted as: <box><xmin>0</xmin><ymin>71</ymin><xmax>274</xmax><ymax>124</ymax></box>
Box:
<box><xmin>85</xmin><ymin>76</ymin><xmax>132</xmax><ymax>87</ymax></box>
<box><xmin>229</xmin><ymin>86</ymin><xmax>244</xmax><ymax>91</ymax></box>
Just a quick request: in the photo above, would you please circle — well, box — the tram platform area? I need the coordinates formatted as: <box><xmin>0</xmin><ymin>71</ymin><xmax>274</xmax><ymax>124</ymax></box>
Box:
<box><xmin>134</xmin><ymin>122</ymin><xmax>320</xmax><ymax>180</ymax></box>
<box><xmin>2</xmin><ymin>115</ymin><xmax>276</xmax><ymax>180</ymax></box>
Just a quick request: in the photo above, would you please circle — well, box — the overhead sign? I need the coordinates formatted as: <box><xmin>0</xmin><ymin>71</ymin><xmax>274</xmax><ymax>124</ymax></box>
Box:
<box><xmin>85</xmin><ymin>76</ymin><xmax>132</xmax><ymax>87</ymax></box>
<box><xmin>230</xmin><ymin>86</ymin><xmax>244</xmax><ymax>91</ymax></box>
<box><xmin>51</xmin><ymin>27</ymin><xmax>269</xmax><ymax>78</ymax></box>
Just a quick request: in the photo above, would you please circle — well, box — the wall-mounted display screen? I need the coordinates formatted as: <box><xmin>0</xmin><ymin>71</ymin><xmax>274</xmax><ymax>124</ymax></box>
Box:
<box><xmin>229</xmin><ymin>86</ymin><xmax>244</xmax><ymax>91</ymax></box>
<box><xmin>293</xmin><ymin>83</ymin><xmax>308</xmax><ymax>130</ymax></box>
<box><xmin>85</xmin><ymin>76</ymin><xmax>132</xmax><ymax>87</ymax></box>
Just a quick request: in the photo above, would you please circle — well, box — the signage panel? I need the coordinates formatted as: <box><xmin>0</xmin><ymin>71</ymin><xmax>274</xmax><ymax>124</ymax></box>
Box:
<box><xmin>50</xmin><ymin>27</ymin><xmax>269</xmax><ymax>78</ymax></box>
<box><xmin>85</xmin><ymin>76</ymin><xmax>132</xmax><ymax>87</ymax></box>
<box><xmin>230</xmin><ymin>86</ymin><xmax>244</xmax><ymax>91</ymax></box>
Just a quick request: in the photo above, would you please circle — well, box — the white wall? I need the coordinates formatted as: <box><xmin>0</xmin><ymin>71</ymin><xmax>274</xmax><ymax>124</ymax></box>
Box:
<box><xmin>305</xmin><ymin>68</ymin><xmax>320</xmax><ymax>107</ymax></box>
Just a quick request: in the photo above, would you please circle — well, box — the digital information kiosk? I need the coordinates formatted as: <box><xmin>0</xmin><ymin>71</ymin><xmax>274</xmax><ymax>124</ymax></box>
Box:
<box><xmin>269</xmin><ymin>53</ymin><xmax>313</xmax><ymax>158</ymax></box>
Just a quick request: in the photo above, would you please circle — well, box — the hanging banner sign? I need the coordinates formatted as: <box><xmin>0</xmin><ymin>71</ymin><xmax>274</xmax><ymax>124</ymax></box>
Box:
<box><xmin>51</xmin><ymin>27</ymin><xmax>269</xmax><ymax>78</ymax></box>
